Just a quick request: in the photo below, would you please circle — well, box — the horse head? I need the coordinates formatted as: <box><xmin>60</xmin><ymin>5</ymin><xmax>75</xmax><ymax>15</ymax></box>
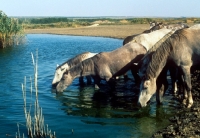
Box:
<box><xmin>149</xmin><ymin>21</ymin><xmax>163</xmax><ymax>29</ymax></box>
<box><xmin>56</xmin><ymin>70</ymin><xmax>73</xmax><ymax>92</ymax></box>
<box><xmin>138</xmin><ymin>75</ymin><xmax>157</xmax><ymax>107</ymax></box>
<box><xmin>52</xmin><ymin>63</ymin><xmax>70</xmax><ymax>87</ymax></box>
<box><xmin>137</xmin><ymin>53</ymin><xmax>157</xmax><ymax>107</ymax></box>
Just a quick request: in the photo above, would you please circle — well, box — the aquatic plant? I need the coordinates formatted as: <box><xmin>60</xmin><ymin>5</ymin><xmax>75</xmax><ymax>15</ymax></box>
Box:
<box><xmin>0</xmin><ymin>11</ymin><xmax>25</xmax><ymax>48</ymax></box>
<box><xmin>16</xmin><ymin>50</ymin><xmax>56</xmax><ymax>138</ymax></box>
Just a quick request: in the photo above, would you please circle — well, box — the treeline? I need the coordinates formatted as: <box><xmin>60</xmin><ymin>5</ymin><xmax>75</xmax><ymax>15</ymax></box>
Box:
<box><xmin>0</xmin><ymin>11</ymin><xmax>25</xmax><ymax>48</ymax></box>
<box><xmin>18</xmin><ymin>17</ymin><xmax>69</xmax><ymax>24</ymax></box>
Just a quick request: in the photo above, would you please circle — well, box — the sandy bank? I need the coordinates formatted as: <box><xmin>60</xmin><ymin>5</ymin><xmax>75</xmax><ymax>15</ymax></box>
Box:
<box><xmin>25</xmin><ymin>24</ymin><xmax>149</xmax><ymax>39</ymax></box>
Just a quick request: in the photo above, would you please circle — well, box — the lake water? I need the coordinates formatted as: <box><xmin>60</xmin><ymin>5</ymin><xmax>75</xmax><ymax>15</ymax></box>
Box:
<box><xmin>0</xmin><ymin>34</ymin><xmax>179</xmax><ymax>138</ymax></box>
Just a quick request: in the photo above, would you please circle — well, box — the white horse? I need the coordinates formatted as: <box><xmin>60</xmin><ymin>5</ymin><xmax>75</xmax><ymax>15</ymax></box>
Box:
<box><xmin>52</xmin><ymin>52</ymin><xmax>97</xmax><ymax>87</ymax></box>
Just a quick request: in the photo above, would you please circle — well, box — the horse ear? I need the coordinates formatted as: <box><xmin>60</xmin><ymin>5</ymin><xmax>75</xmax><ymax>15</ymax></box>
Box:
<box><xmin>57</xmin><ymin>64</ymin><xmax>59</xmax><ymax>67</ymax></box>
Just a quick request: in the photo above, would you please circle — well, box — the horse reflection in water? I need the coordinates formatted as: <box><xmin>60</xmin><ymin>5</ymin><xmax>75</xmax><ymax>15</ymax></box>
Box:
<box><xmin>56</xmin><ymin>42</ymin><xmax>147</xmax><ymax>92</ymax></box>
<box><xmin>52</xmin><ymin>52</ymin><xmax>97</xmax><ymax>87</ymax></box>
<box><xmin>138</xmin><ymin>24</ymin><xmax>200</xmax><ymax>108</ymax></box>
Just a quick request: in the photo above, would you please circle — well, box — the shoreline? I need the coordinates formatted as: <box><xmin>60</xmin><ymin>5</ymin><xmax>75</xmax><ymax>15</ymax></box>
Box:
<box><xmin>24</xmin><ymin>24</ymin><xmax>149</xmax><ymax>39</ymax></box>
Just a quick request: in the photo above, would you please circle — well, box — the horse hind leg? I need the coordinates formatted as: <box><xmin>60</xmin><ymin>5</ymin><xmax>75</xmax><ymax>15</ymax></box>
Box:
<box><xmin>181</xmin><ymin>65</ymin><xmax>193</xmax><ymax>108</ymax></box>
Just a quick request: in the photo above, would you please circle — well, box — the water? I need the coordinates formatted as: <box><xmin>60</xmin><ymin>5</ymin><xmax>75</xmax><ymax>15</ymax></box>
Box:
<box><xmin>0</xmin><ymin>34</ymin><xmax>179</xmax><ymax>138</ymax></box>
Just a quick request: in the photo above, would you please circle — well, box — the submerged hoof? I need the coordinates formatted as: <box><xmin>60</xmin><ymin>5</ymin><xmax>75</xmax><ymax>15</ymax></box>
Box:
<box><xmin>94</xmin><ymin>84</ymin><xmax>100</xmax><ymax>90</ymax></box>
<box><xmin>182</xmin><ymin>99</ymin><xmax>187</xmax><ymax>105</ymax></box>
<box><xmin>187</xmin><ymin>103</ymin><xmax>193</xmax><ymax>108</ymax></box>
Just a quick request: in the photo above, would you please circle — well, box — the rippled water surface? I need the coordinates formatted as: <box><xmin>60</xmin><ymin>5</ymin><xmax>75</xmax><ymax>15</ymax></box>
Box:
<box><xmin>0</xmin><ymin>34</ymin><xmax>179</xmax><ymax>138</ymax></box>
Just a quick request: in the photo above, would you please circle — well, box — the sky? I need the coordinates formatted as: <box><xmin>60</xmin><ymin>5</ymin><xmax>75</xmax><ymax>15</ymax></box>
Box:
<box><xmin>1</xmin><ymin>0</ymin><xmax>200</xmax><ymax>17</ymax></box>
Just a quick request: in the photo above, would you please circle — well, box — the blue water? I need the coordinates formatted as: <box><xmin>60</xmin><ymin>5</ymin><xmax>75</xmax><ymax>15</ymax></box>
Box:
<box><xmin>0</xmin><ymin>34</ymin><xmax>179</xmax><ymax>138</ymax></box>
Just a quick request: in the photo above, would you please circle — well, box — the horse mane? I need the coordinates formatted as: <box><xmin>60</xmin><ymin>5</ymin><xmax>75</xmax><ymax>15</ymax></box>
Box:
<box><xmin>147</xmin><ymin>31</ymin><xmax>175</xmax><ymax>53</ymax></box>
<box><xmin>81</xmin><ymin>58</ymin><xmax>95</xmax><ymax>75</ymax></box>
<box><xmin>69</xmin><ymin>57</ymin><xmax>95</xmax><ymax>78</ymax></box>
<box><xmin>146</xmin><ymin>28</ymin><xmax>188</xmax><ymax>78</ymax></box>
<box><xmin>56</xmin><ymin>52</ymin><xmax>90</xmax><ymax>69</ymax></box>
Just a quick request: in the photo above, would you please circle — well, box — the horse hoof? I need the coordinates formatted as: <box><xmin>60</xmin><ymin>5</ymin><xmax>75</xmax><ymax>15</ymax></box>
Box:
<box><xmin>94</xmin><ymin>84</ymin><xmax>100</xmax><ymax>89</ymax></box>
<box><xmin>182</xmin><ymin>99</ymin><xmax>187</xmax><ymax>105</ymax></box>
<box><xmin>187</xmin><ymin>103</ymin><xmax>192</xmax><ymax>108</ymax></box>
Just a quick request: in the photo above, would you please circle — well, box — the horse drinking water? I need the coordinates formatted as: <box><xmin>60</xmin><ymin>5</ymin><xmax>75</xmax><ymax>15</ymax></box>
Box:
<box><xmin>56</xmin><ymin>42</ymin><xmax>147</xmax><ymax>92</ymax></box>
<box><xmin>138</xmin><ymin>24</ymin><xmax>200</xmax><ymax>108</ymax></box>
<box><xmin>55</xmin><ymin>29</ymin><xmax>177</xmax><ymax>92</ymax></box>
<box><xmin>52</xmin><ymin>52</ymin><xmax>97</xmax><ymax>87</ymax></box>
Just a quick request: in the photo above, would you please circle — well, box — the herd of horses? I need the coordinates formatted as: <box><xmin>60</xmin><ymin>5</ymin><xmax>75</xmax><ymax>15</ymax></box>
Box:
<box><xmin>52</xmin><ymin>22</ymin><xmax>200</xmax><ymax>108</ymax></box>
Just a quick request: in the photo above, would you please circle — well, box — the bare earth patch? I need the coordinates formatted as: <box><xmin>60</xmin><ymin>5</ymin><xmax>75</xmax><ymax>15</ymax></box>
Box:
<box><xmin>25</xmin><ymin>24</ymin><xmax>149</xmax><ymax>39</ymax></box>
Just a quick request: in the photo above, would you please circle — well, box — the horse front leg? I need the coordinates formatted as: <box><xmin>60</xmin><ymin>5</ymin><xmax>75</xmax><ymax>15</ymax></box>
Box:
<box><xmin>123</xmin><ymin>72</ymin><xmax>129</xmax><ymax>80</ymax></box>
<box><xmin>86</xmin><ymin>76</ymin><xmax>92</xmax><ymax>84</ymax></box>
<box><xmin>93</xmin><ymin>76</ymin><xmax>101</xmax><ymax>89</ymax></box>
<box><xmin>79</xmin><ymin>76</ymin><xmax>84</xmax><ymax>85</ymax></box>
<box><xmin>107</xmin><ymin>77</ymin><xmax>116</xmax><ymax>90</ymax></box>
<box><xmin>156</xmin><ymin>66</ymin><xmax>168</xmax><ymax>104</ymax></box>
<box><xmin>130</xmin><ymin>64</ymin><xmax>141</xmax><ymax>85</ymax></box>
<box><xmin>181</xmin><ymin>66</ymin><xmax>193</xmax><ymax>108</ymax></box>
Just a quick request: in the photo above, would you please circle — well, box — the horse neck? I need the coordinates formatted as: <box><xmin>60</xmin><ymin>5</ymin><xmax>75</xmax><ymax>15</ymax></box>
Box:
<box><xmin>70</xmin><ymin>59</ymin><xmax>95</xmax><ymax>79</ymax></box>
<box><xmin>81</xmin><ymin>59</ymin><xmax>95</xmax><ymax>76</ymax></box>
<box><xmin>66</xmin><ymin>57</ymin><xmax>83</xmax><ymax>68</ymax></box>
<box><xmin>147</xmin><ymin>30</ymin><xmax>174</xmax><ymax>54</ymax></box>
<box><xmin>146</xmin><ymin>38</ymin><xmax>173</xmax><ymax>79</ymax></box>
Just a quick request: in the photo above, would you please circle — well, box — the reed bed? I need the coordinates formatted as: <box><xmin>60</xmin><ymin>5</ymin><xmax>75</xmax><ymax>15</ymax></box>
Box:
<box><xmin>0</xmin><ymin>11</ymin><xmax>25</xmax><ymax>48</ymax></box>
<box><xmin>16</xmin><ymin>50</ymin><xmax>56</xmax><ymax>138</ymax></box>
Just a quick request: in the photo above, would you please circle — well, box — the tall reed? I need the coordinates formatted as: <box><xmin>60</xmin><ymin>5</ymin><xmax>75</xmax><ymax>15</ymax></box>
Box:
<box><xmin>16</xmin><ymin>50</ymin><xmax>56</xmax><ymax>138</ymax></box>
<box><xmin>0</xmin><ymin>10</ymin><xmax>25</xmax><ymax>48</ymax></box>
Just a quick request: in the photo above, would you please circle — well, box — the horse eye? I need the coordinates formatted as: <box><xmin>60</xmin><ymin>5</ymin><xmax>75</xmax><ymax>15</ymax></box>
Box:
<box><xmin>61</xmin><ymin>68</ymin><xmax>65</xmax><ymax>71</ymax></box>
<box><xmin>146</xmin><ymin>76</ymin><xmax>150</xmax><ymax>80</ymax></box>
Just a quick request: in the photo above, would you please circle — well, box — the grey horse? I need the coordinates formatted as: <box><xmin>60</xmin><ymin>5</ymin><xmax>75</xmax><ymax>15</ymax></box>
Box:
<box><xmin>138</xmin><ymin>24</ymin><xmax>200</xmax><ymax>108</ymax></box>
<box><xmin>56</xmin><ymin>42</ymin><xmax>147</xmax><ymax>92</ymax></box>
<box><xmin>52</xmin><ymin>52</ymin><xmax>97</xmax><ymax>87</ymax></box>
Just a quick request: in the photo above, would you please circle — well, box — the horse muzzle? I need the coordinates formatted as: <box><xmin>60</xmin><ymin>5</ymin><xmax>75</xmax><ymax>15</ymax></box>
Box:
<box><xmin>52</xmin><ymin>82</ymin><xmax>59</xmax><ymax>88</ymax></box>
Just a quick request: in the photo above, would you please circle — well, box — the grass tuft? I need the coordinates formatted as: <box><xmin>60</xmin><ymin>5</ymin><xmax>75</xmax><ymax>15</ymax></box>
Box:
<box><xmin>16</xmin><ymin>50</ymin><xmax>56</xmax><ymax>138</ymax></box>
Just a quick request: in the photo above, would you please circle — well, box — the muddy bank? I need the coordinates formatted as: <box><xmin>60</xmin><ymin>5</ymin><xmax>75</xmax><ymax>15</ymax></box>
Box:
<box><xmin>153</xmin><ymin>70</ymin><xmax>200</xmax><ymax>138</ymax></box>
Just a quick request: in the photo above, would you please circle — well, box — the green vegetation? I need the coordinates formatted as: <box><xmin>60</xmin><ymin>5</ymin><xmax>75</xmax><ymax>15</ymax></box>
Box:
<box><xmin>17</xmin><ymin>16</ymin><xmax>200</xmax><ymax>30</ymax></box>
<box><xmin>0</xmin><ymin>11</ymin><xmax>25</xmax><ymax>48</ymax></box>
